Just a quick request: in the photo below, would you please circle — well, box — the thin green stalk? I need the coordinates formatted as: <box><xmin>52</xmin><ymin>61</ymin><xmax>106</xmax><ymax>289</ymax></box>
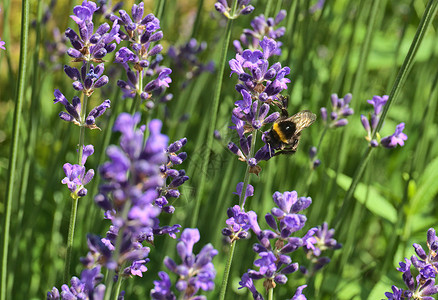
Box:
<box><xmin>190</xmin><ymin>0</ymin><xmax>205</xmax><ymax>38</ymax></box>
<box><xmin>0</xmin><ymin>1</ymin><xmax>29</xmax><ymax>299</ymax></box>
<box><xmin>190</xmin><ymin>0</ymin><xmax>238</xmax><ymax>228</ymax></box>
<box><xmin>264</xmin><ymin>0</ymin><xmax>273</xmax><ymax>16</ymax></box>
<box><xmin>350</xmin><ymin>0</ymin><xmax>380</xmax><ymax>100</ymax></box>
<box><xmin>154</xmin><ymin>0</ymin><xmax>166</xmax><ymax>21</ymax></box>
<box><xmin>113</xmin><ymin>277</ymin><xmax>124</xmax><ymax>300</ymax></box>
<box><xmin>78</xmin><ymin>93</ymin><xmax>89</xmax><ymax>164</ymax></box>
<box><xmin>333</xmin><ymin>0</ymin><xmax>438</xmax><ymax>230</ymax></box>
<box><xmin>10</xmin><ymin>0</ymin><xmax>43</xmax><ymax>291</ymax></box>
<box><xmin>218</xmin><ymin>241</ymin><xmax>236</xmax><ymax>300</ymax></box>
<box><xmin>130</xmin><ymin>69</ymin><xmax>143</xmax><ymax>115</ymax></box>
<box><xmin>239</xmin><ymin>129</ymin><xmax>258</xmax><ymax>208</ymax></box>
<box><xmin>268</xmin><ymin>287</ymin><xmax>273</xmax><ymax>300</ymax></box>
<box><xmin>64</xmin><ymin>194</ymin><xmax>80</xmax><ymax>282</ymax></box>
<box><xmin>64</xmin><ymin>91</ymin><xmax>89</xmax><ymax>281</ymax></box>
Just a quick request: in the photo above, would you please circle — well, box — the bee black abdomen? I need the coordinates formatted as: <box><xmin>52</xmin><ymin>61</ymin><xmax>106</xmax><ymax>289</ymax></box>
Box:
<box><xmin>278</xmin><ymin>121</ymin><xmax>297</xmax><ymax>138</ymax></box>
<box><xmin>266</xmin><ymin>129</ymin><xmax>282</xmax><ymax>149</ymax></box>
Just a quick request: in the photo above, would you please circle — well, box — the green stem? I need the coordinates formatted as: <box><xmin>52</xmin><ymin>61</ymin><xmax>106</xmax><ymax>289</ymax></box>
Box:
<box><xmin>78</xmin><ymin>92</ymin><xmax>89</xmax><ymax>164</ymax></box>
<box><xmin>218</xmin><ymin>241</ymin><xmax>236</xmax><ymax>300</ymax></box>
<box><xmin>63</xmin><ymin>195</ymin><xmax>79</xmax><ymax>282</ymax></box>
<box><xmin>268</xmin><ymin>287</ymin><xmax>273</xmax><ymax>300</ymax></box>
<box><xmin>130</xmin><ymin>69</ymin><xmax>143</xmax><ymax>115</ymax></box>
<box><xmin>190</xmin><ymin>0</ymin><xmax>205</xmax><ymax>38</ymax></box>
<box><xmin>190</xmin><ymin>0</ymin><xmax>238</xmax><ymax>228</ymax></box>
<box><xmin>113</xmin><ymin>277</ymin><xmax>124</xmax><ymax>300</ymax></box>
<box><xmin>350</xmin><ymin>0</ymin><xmax>380</xmax><ymax>99</ymax></box>
<box><xmin>239</xmin><ymin>129</ymin><xmax>258</xmax><ymax>208</ymax></box>
<box><xmin>1</xmin><ymin>1</ymin><xmax>29</xmax><ymax>299</ymax></box>
<box><xmin>333</xmin><ymin>0</ymin><xmax>438</xmax><ymax>230</ymax></box>
<box><xmin>154</xmin><ymin>0</ymin><xmax>166</xmax><ymax>21</ymax></box>
<box><xmin>64</xmin><ymin>91</ymin><xmax>88</xmax><ymax>281</ymax></box>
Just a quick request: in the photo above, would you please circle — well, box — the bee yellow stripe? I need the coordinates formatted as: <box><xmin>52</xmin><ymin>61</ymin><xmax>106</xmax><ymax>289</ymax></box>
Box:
<box><xmin>273</xmin><ymin>123</ymin><xmax>289</xmax><ymax>143</ymax></box>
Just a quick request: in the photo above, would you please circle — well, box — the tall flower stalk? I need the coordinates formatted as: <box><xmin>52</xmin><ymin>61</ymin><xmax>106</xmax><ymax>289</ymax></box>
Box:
<box><xmin>220</xmin><ymin>20</ymin><xmax>298</xmax><ymax>298</ymax></box>
<box><xmin>1</xmin><ymin>1</ymin><xmax>29</xmax><ymax>299</ymax></box>
<box><xmin>55</xmin><ymin>0</ymin><xmax>119</xmax><ymax>281</ymax></box>
<box><xmin>190</xmin><ymin>0</ymin><xmax>240</xmax><ymax>229</ymax></box>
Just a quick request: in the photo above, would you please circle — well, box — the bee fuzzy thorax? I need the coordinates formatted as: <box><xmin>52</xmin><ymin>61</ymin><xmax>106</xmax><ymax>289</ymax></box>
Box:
<box><xmin>272</xmin><ymin>121</ymin><xmax>297</xmax><ymax>143</ymax></box>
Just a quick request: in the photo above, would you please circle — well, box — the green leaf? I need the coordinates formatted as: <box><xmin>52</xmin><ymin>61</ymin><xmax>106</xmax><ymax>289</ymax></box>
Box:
<box><xmin>327</xmin><ymin>169</ymin><xmax>397</xmax><ymax>223</ymax></box>
<box><xmin>410</xmin><ymin>156</ymin><xmax>438</xmax><ymax>214</ymax></box>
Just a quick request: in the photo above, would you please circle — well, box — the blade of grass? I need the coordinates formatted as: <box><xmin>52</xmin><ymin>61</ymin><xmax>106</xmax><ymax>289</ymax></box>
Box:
<box><xmin>1</xmin><ymin>1</ymin><xmax>30</xmax><ymax>300</ymax></box>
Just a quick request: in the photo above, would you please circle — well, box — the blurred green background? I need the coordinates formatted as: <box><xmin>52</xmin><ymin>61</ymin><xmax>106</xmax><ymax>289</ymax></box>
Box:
<box><xmin>1</xmin><ymin>0</ymin><xmax>438</xmax><ymax>299</ymax></box>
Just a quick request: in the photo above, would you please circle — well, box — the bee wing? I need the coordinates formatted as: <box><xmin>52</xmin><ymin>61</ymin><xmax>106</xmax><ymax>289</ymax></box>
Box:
<box><xmin>289</xmin><ymin>110</ymin><xmax>317</xmax><ymax>132</ymax></box>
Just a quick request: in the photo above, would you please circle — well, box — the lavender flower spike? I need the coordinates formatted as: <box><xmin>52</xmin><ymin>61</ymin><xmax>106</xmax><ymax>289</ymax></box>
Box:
<box><xmin>215</xmin><ymin>0</ymin><xmax>254</xmax><ymax>19</ymax></box>
<box><xmin>361</xmin><ymin>94</ymin><xmax>407</xmax><ymax>148</ymax></box>
<box><xmin>234</xmin><ymin>10</ymin><xmax>287</xmax><ymax>55</ymax></box>
<box><xmin>290</xmin><ymin>285</ymin><xmax>307</xmax><ymax>300</ymax></box>
<box><xmin>320</xmin><ymin>93</ymin><xmax>353</xmax><ymax>128</ymax></box>
<box><xmin>384</xmin><ymin>228</ymin><xmax>438</xmax><ymax>299</ymax></box>
<box><xmin>54</xmin><ymin>89</ymin><xmax>111</xmax><ymax>130</ymax></box>
<box><xmin>47</xmin><ymin>266</ymin><xmax>105</xmax><ymax>300</ymax></box>
<box><xmin>66</xmin><ymin>1</ymin><xmax>120</xmax><ymax>62</ymax></box>
<box><xmin>61</xmin><ymin>145</ymin><xmax>94</xmax><ymax>198</ymax></box>
<box><xmin>162</xmin><ymin>228</ymin><xmax>218</xmax><ymax>299</ymax></box>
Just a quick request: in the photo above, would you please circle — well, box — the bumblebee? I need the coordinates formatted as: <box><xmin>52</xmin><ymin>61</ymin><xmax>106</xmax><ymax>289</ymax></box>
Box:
<box><xmin>265</xmin><ymin>95</ymin><xmax>316</xmax><ymax>156</ymax></box>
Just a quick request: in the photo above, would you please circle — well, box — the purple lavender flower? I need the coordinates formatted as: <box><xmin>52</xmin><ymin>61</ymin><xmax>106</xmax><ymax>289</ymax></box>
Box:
<box><xmin>61</xmin><ymin>145</ymin><xmax>94</xmax><ymax>197</ymax></box>
<box><xmin>111</xmin><ymin>6</ymin><xmax>172</xmax><ymax>106</ymax></box>
<box><xmin>240</xmin><ymin>191</ymin><xmax>339</xmax><ymax>298</ymax></box>
<box><xmin>0</xmin><ymin>38</ymin><xmax>5</xmax><ymax>50</ymax></box>
<box><xmin>300</xmin><ymin>222</ymin><xmax>342</xmax><ymax>275</ymax></box>
<box><xmin>215</xmin><ymin>0</ymin><xmax>254</xmax><ymax>19</ymax></box>
<box><xmin>222</xmin><ymin>183</ymin><xmax>256</xmax><ymax>242</ymax></box>
<box><xmin>53</xmin><ymin>89</ymin><xmax>111</xmax><ymax>130</ymax></box>
<box><xmin>150</xmin><ymin>271</ymin><xmax>177</xmax><ymax>300</ymax></box>
<box><xmin>290</xmin><ymin>285</ymin><xmax>307</xmax><ymax>300</ymax></box>
<box><xmin>161</xmin><ymin>228</ymin><xmax>218</xmax><ymax>300</ymax></box>
<box><xmin>308</xmin><ymin>146</ymin><xmax>321</xmax><ymax>169</ymax></box>
<box><xmin>66</xmin><ymin>1</ymin><xmax>120</xmax><ymax>62</ymax></box>
<box><xmin>385</xmin><ymin>228</ymin><xmax>438</xmax><ymax>299</ymax></box>
<box><xmin>320</xmin><ymin>93</ymin><xmax>353</xmax><ymax>128</ymax></box>
<box><xmin>168</xmin><ymin>38</ymin><xmax>215</xmax><ymax>88</ymax></box>
<box><xmin>380</xmin><ymin>123</ymin><xmax>408</xmax><ymax>148</ymax></box>
<box><xmin>239</xmin><ymin>273</ymin><xmax>264</xmax><ymax>300</ymax></box>
<box><xmin>47</xmin><ymin>266</ymin><xmax>106</xmax><ymax>300</ymax></box>
<box><xmin>157</xmin><ymin>138</ymin><xmax>189</xmax><ymax>214</ymax></box>
<box><xmin>234</xmin><ymin>10</ymin><xmax>286</xmax><ymax>55</ymax></box>
<box><xmin>239</xmin><ymin>190</ymin><xmax>315</xmax><ymax>297</ymax></box>
<box><xmin>310</xmin><ymin>0</ymin><xmax>326</xmax><ymax>13</ymax></box>
<box><xmin>64</xmin><ymin>63</ymin><xmax>109</xmax><ymax>96</ymax></box>
<box><xmin>87</xmin><ymin>113</ymin><xmax>184</xmax><ymax>281</ymax></box>
<box><xmin>361</xmin><ymin>95</ymin><xmax>407</xmax><ymax>148</ymax></box>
